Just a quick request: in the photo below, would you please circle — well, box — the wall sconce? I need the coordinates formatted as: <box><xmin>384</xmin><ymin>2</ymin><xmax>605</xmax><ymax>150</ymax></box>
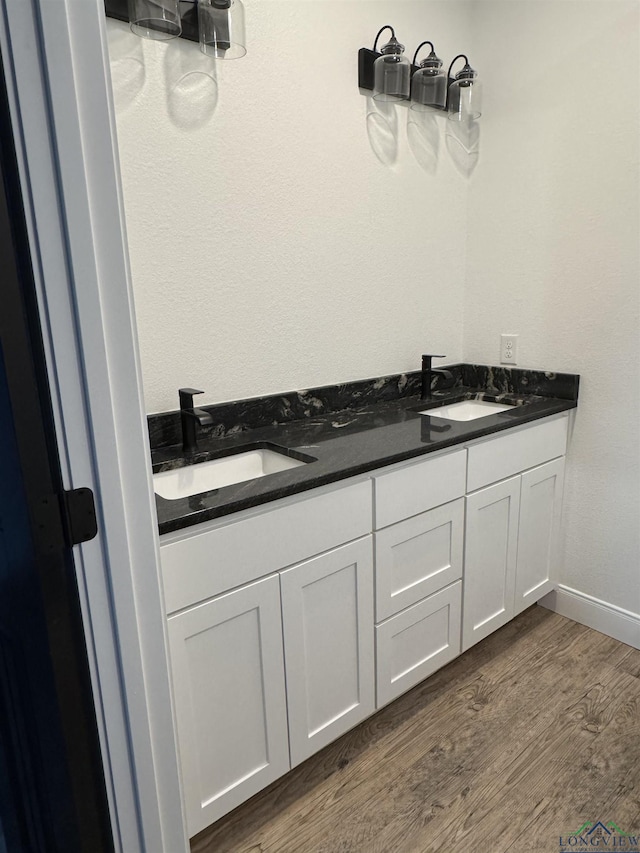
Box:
<box><xmin>128</xmin><ymin>0</ymin><xmax>182</xmax><ymax>39</ymax></box>
<box><xmin>446</xmin><ymin>55</ymin><xmax>481</xmax><ymax>121</ymax></box>
<box><xmin>410</xmin><ymin>41</ymin><xmax>446</xmax><ymax>111</ymax></box>
<box><xmin>198</xmin><ymin>0</ymin><xmax>246</xmax><ymax>59</ymax></box>
<box><xmin>359</xmin><ymin>28</ymin><xmax>480</xmax><ymax>119</ymax></box>
<box><xmin>106</xmin><ymin>0</ymin><xmax>247</xmax><ymax>57</ymax></box>
<box><xmin>371</xmin><ymin>26</ymin><xmax>410</xmax><ymax>102</ymax></box>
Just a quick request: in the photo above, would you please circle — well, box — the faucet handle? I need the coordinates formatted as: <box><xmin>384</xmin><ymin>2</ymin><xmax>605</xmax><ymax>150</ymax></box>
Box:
<box><xmin>179</xmin><ymin>388</ymin><xmax>204</xmax><ymax>409</ymax></box>
<box><xmin>422</xmin><ymin>353</ymin><xmax>446</xmax><ymax>369</ymax></box>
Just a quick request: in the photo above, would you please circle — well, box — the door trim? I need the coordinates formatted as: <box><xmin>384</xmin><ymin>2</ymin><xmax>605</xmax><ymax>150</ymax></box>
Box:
<box><xmin>0</xmin><ymin>1</ymin><xmax>187</xmax><ymax>850</ymax></box>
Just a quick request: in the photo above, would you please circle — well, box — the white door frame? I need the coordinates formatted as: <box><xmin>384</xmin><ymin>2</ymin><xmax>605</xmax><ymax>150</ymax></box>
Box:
<box><xmin>0</xmin><ymin>0</ymin><xmax>188</xmax><ymax>850</ymax></box>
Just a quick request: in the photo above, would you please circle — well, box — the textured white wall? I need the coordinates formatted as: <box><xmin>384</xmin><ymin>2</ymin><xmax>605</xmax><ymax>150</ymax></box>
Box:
<box><xmin>109</xmin><ymin>1</ymin><xmax>639</xmax><ymax>618</ymax></box>
<box><xmin>108</xmin><ymin>1</ymin><xmax>472</xmax><ymax>414</ymax></box>
<box><xmin>463</xmin><ymin>1</ymin><xmax>640</xmax><ymax>615</ymax></box>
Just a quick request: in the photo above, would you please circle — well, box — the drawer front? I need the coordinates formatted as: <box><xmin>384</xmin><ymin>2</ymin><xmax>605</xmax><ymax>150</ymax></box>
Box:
<box><xmin>376</xmin><ymin>581</ymin><xmax>462</xmax><ymax>708</ymax></box>
<box><xmin>467</xmin><ymin>415</ymin><xmax>568</xmax><ymax>492</ymax></box>
<box><xmin>373</xmin><ymin>449</ymin><xmax>467</xmax><ymax>529</ymax></box>
<box><xmin>375</xmin><ymin>498</ymin><xmax>464</xmax><ymax>621</ymax></box>
<box><xmin>161</xmin><ymin>479</ymin><xmax>372</xmax><ymax>614</ymax></box>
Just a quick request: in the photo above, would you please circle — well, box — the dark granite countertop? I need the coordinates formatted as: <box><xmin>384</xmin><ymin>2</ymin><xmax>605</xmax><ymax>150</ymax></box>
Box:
<box><xmin>151</xmin><ymin>364</ymin><xmax>579</xmax><ymax>535</ymax></box>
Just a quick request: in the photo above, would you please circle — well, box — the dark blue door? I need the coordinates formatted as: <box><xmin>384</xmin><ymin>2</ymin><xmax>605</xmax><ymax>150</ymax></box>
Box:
<box><xmin>0</xmin><ymin>49</ymin><xmax>113</xmax><ymax>853</ymax></box>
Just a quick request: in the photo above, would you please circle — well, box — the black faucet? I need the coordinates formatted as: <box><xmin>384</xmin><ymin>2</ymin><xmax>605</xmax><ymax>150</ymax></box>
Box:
<box><xmin>179</xmin><ymin>388</ymin><xmax>214</xmax><ymax>454</ymax></box>
<box><xmin>421</xmin><ymin>354</ymin><xmax>454</xmax><ymax>401</ymax></box>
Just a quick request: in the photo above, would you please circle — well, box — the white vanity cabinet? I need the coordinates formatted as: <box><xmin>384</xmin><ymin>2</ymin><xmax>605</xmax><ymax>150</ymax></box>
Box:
<box><xmin>160</xmin><ymin>479</ymin><xmax>374</xmax><ymax>837</ymax></box>
<box><xmin>462</xmin><ymin>417</ymin><xmax>568</xmax><ymax>651</ymax></box>
<box><xmin>159</xmin><ymin>410</ymin><xmax>572</xmax><ymax>837</ymax></box>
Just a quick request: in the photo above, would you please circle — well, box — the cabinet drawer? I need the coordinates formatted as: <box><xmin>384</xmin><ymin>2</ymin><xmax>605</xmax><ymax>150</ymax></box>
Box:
<box><xmin>375</xmin><ymin>499</ymin><xmax>464</xmax><ymax>621</ymax></box>
<box><xmin>373</xmin><ymin>449</ymin><xmax>467</xmax><ymax>529</ymax></box>
<box><xmin>376</xmin><ymin>582</ymin><xmax>461</xmax><ymax>708</ymax></box>
<box><xmin>467</xmin><ymin>415</ymin><xmax>568</xmax><ymax>492</ymax></box>
<box><xmin>160</xmin><ymin>479</ymin><xmax>372</xmax><ymax>613</ymax></box>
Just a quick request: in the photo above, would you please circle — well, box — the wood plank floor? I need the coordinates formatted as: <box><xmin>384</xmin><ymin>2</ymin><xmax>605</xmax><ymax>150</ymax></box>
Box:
<box><xmin>191</xmin><ymin>607</ymin><xmax>640</xmax><ymax>853</ymax></box>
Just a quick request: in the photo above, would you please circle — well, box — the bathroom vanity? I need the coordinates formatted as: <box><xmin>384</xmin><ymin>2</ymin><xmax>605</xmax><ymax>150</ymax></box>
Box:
<box><xmin>150</xmin><ymin>364</ymin><xmax>578</xmax><ymax>837</ymax></box>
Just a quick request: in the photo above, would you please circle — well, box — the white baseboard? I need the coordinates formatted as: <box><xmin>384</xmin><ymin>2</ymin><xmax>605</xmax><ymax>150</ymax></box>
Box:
<box><xmin>539</xmin><ymin>585</ymin><xmax>640</xmax><ymax>650</ymax></box>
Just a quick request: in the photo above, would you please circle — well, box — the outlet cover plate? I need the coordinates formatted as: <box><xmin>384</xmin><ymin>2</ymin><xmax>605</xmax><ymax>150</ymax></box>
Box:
<box><xmin>500</xmin><ymin>334</ymin><xmax>519</xmax><ymax>365</ymax></box>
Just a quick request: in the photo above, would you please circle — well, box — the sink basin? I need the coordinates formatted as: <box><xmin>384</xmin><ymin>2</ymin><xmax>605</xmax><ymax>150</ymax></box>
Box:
<box><xmin>418</xmin><ymin>400</ymin><xmax>514</xmax><ymax>421</ymax></box>
<box><xmin>153</xmin><ymin>446</ymin><xmax>311</xmax><ymax>500</ymax></box>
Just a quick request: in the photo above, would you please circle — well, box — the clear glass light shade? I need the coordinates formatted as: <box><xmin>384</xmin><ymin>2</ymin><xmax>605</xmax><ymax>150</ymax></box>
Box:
<box><xmin>128</xmin><ymin>0</ymin><xmax>181</xmax><ymax>40</ymax></box>
<box><xmin>373</xmin><ymin>36</ymin><xmax>410</xmax><ymax>102</ymax></box>
<box><xmin>447</xmin><ymin>78</ymin><xmax>482</xmax><ymax>121</ymax></box>
<box><xmin>411</xmin><ymin>69</ymin><xmax>447</xmax><ymax>111</ymax></box>
<box><xmin>198</xmin><ymin>0</ymin><xmax>246</xmax><ymax>60</ymax></box>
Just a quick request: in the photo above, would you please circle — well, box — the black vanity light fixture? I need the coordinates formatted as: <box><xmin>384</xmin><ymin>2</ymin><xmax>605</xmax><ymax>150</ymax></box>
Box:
<box><xmin>121</xmin><ymin>0</ymin><xmax>246</xmax><ymax>57</ymax></box>
<box><xmin>359</xmin><ymin>27</ymin><xmax>481</xmax><ymax>119</ymax></box>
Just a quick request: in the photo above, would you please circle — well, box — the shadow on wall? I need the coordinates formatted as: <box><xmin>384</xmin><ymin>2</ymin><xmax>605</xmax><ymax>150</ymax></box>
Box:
<box><xmin>107</xmin><ymin>22</ymin><xmax>146</xmax><ymax>111</ymax></box>
<box><xmin>365</xmin><ymin>94</ymin><xmax>480</xmax><ymax>177</ymax></box>
<box><xmin>446</xmin><ymin>118</ymin><xmax>480</xmax><ymax>177</ymax></box>
<box><xmin>164</xmin><ymin>41</ymin><xmax>218</xmax><ymax>129</ymax></box>
<box><xmin>107</xmin><ymin>20</ymin><xmax>218</xmax><ymax>129</ymax></box>
<box><xmin>365</xmin><ymin>96</ymin><xmax>399</xmax><ymax>166</ymax></box>
<box><xmin>407</xmin><ymin>110</ymin><xmax>440</xmax><ymax>175</ymax></box>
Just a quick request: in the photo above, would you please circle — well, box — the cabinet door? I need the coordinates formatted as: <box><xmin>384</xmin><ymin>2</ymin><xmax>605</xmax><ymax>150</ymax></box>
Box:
<box><xmin>281</xmin><ymin>538</ymin><xmax>375</xmax><ymax>767</ymax></box>
<box><xmin>375</xmin><ymin>498</ymin><xmax>464</xmax><ymax>621</ymax></box>
<box><xmin>167</xmin><ymin>575</ymin><xmax>290</xmax><ymax>837</ymax></box>
<box><xmin>376</xmin><ymin>581</ymin><xmax>462</xmax><ymax>708</ymax></box>
<box><xmin>515</xmin><ymin>457</ymin><xmax>565</xmax><ymax>614</ymax></box>
<box><xmin>463</xmin><ymin>477</ymin><xmax>520</xmax><ymax>652</ymax></box>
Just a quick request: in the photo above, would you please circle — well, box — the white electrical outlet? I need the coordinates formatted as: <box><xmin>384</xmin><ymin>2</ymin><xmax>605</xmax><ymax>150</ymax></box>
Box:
<box><xmin>500</xmin><ymin>334</ymin><xmax>519</xmax><ymax>365</ymax></box>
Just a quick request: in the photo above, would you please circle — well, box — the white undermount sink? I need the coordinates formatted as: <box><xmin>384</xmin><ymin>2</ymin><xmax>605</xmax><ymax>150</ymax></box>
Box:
<box><xmin>153</xmin><ymin>447</ymin><xmax>309</xmax><ymax>500</ymax></box>
<box><xmin>418</xmin><ymin>400</ymin><xmax>514</xmax><ymax>421</ymax></box>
